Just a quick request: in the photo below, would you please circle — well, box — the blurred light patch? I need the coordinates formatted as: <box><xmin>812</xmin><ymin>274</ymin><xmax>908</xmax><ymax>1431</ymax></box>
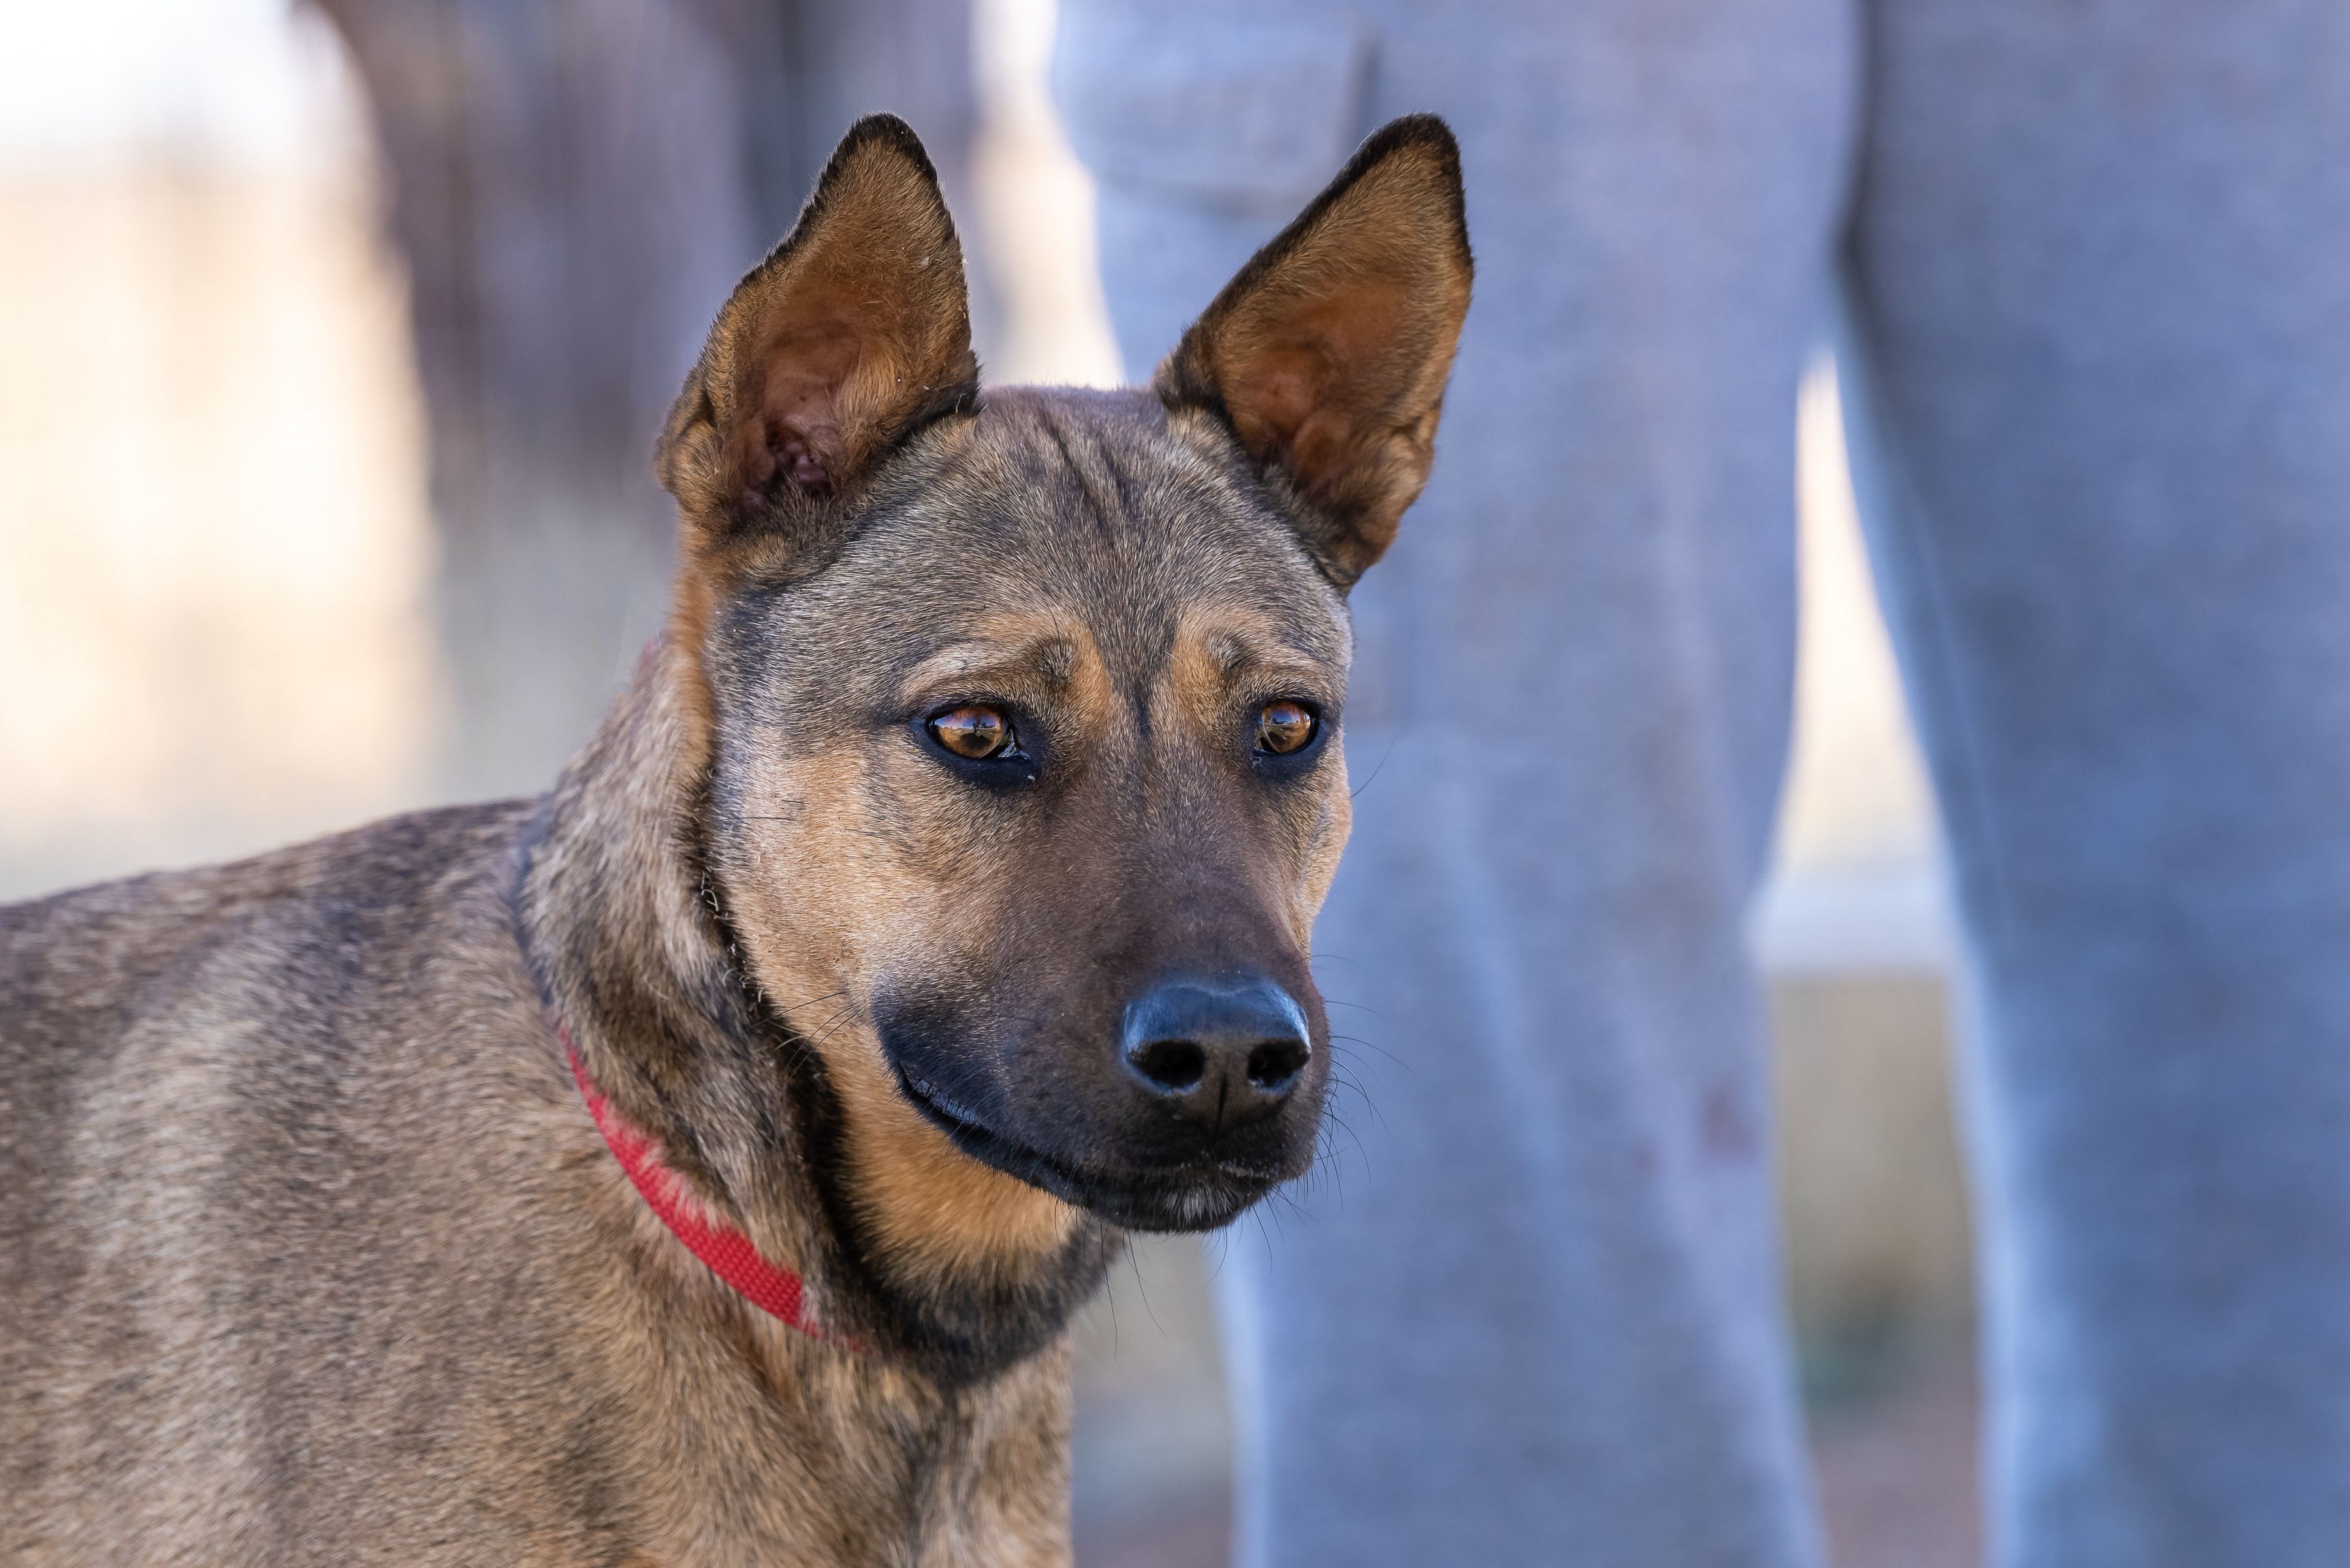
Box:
<box><xmin>0</xmin><ymin>0</ymin><xmax>359</xmax><ymax>174</ymax></box>
<box><xmin>0</xmin><ymin>0</ymin><xmax>438</xmax><ymax>900</ymax></box>
<box><xmin>972</xmin><ymin>0</ymin><xmax>1125</xmax><ymax>388</ymax></box>
<box><xmin>1752</xmin><ymin>355</ymin><xmax>1956</xmax><ymax>975</ymax></box>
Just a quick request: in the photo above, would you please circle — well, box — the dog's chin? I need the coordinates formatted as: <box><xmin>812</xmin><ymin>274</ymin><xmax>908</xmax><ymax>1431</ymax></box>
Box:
<box><xmin>897</xmin><ymin>1070</ymin><xmax>1286</xmax><ymax>1232</ymax></box>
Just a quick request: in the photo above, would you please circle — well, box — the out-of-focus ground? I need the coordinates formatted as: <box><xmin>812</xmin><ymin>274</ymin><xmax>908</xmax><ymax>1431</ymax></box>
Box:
<box><xmin>1073</xmin><ymin>1257</ymin><xmax>1981</xmax><ymax>1568</ymax></box>
<box><xmin>0</xmin><ymin>2</ymin><xmax>1979</xmax><ymax>1562</ymax></box>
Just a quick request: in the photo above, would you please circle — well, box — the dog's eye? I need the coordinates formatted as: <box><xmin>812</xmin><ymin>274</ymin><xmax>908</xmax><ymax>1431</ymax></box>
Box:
<box><xmin>929</xmin><ymin>704</ymin><xmax>1015</xmax><ymax>760</ymax></box>
<box><xmin>1254</xmin><ymin>700</ymin><xmax>1318</xmax><ymax>756</ymax></box>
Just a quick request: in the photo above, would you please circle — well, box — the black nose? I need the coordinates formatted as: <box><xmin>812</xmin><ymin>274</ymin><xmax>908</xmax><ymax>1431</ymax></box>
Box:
<box><xmin>1120</xmin><ymin>977</ymin><xmax>1311</xmax><ymax>1130</ymax></box>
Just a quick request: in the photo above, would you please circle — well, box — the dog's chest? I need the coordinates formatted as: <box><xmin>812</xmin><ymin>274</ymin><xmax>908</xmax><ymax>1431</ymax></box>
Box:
<box><xmin>582</xmin><ymin>1336</ymin><xmax>1075</xmax><ymax>1568</ymax></box>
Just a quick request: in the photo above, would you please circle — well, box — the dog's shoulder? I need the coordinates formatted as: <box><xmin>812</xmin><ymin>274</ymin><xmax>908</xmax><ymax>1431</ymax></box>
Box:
<box><xmin>0</xmin><ymin>798</ymin><xmax>550</xmax><ymax>1253</ymax></box>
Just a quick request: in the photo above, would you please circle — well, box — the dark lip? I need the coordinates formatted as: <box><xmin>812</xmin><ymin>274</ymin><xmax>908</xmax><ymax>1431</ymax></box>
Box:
<box><xmin>896</xmin><ymin>1068</ymin><xmax>1283</xmax><ymax>1232</ymax></box>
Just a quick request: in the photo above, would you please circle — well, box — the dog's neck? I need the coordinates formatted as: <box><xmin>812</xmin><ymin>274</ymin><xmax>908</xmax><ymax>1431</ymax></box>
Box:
<box><xmin>514</xmin><ymin>636</ymin><xmax>1117</xmax><ymax>1388</ymax></box>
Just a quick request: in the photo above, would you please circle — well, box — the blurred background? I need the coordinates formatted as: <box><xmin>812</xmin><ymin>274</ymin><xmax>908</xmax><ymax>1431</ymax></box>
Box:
<box><xmin>0</xmin><ymin>1</ymin><xmax>1972</xmax><ymax>1561</ymax></box>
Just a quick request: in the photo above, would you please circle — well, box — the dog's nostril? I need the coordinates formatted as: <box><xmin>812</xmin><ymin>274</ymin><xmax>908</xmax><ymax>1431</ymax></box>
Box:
<box><xmin>1129</xmin><ymin>1037</ymin><xmax>1207</xmax><ymax>1093</ymax></box>
<box><xmin>1246</xmin><ymin>1039</ymin><xmax>1308</xmax><ymax>1092</ymax></box>
<box><xmin>1120</xmin><ymin>977</ymin><xmax>1313</xmax><ymax>1120</ymax></box>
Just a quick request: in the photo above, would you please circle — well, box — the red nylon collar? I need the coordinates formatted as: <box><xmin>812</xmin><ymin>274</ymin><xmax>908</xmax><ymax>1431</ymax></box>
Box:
<box><xmin>563</xmin><ymin>1029</ymin><xmax>845</xmax><ymax>1347</ymax></box>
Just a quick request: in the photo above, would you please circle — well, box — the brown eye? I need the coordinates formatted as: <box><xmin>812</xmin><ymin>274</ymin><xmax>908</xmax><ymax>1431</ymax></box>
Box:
<box><xmin>928</xmin><ymin>704</ymin><xmax>1014</xmax><ymax>760</ymax></box>
<box><xmin>1254</xmin><ymin>700</ymin><xmax>1319</xmax><ymax>756</ymax></box>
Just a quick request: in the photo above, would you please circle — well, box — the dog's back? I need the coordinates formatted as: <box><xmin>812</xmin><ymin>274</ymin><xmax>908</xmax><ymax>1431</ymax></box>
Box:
<box><xmin>0</xmin><ymin>803</ymin><xmax>584</xmax><ymax>1563</ymax></box>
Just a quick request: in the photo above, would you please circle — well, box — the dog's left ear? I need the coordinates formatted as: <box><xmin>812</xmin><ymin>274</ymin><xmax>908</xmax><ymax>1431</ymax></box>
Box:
<box><xmin>658</xmin><ymin>114</ymin><xmax>977</xmax><ymax>539</ymax></box>
<box><xmin>1157</xmin><ymin>114</ymin><xmax>1472</xmax><ymax>589</ymax></box>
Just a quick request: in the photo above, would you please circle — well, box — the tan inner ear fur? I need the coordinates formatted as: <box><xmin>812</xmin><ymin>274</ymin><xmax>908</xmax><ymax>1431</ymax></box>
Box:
<box><xmin>657</xmin><ymin>123</ymin><xmax>979</xmax><ymax>533</ymax></box>
<box><xmin>1161</xmin><ymin>124</ymin><xmax>1472</xmax><ymax>586</ymax></box>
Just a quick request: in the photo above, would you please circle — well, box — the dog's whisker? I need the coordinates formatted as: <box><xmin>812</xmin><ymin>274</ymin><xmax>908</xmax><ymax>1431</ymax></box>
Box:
<box><xmin>1126</xmin><ymin>1248</ymin><xmax>1168</xmax><ymax>1341</ymax></box>
<box><xmin>1323</xmin><ymin>1063</ymin><xmax>1386</xmax><ymax>1129</ymax></box>
<box><xmin>774</xmin><ymin>988</ymin><xmax>851</xmax><ymax>1015</ymax></box>
<box><xmin>1348</xmin><ymin>727</ymin><xmax>1405</xmax><ymax>800</ymax></box>
<box><xmin>1329</xmin><ymin>1031</ymin><xmax>1413</xmax><ymax>1074</ymax></box>
<box><xmin>1101</xmin><ymin>1272</ymin><xmax>1120</xmax><ymax>1360</ymax></box>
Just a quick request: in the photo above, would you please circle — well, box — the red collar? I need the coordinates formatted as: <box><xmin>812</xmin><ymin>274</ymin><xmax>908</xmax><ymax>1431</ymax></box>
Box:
<box><xmin>563</xmin><ymin>1029</ymin><xmax>845</xmax><ymax>1347</ymax></box>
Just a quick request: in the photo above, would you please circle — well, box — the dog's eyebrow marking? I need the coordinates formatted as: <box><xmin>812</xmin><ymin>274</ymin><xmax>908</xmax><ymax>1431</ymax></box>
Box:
<box><xmin>1216</xmin><ymin>649</ymin><xmax>1332</xmax><ymax>693</ymax></box>
<box><xmin>899</xmin><ymin>627</ymin><xmax>1090</xmax><ymax>698</ymax></box>
<box><xmin>1193</xmin><ymin>618</ymin><xmax>1331</xmax><ymax>686</ymax></box>
<box><xmin>1165</xmin><ymin>619</ymin><xmax>1338</xmax><ymax>732</ymax></box>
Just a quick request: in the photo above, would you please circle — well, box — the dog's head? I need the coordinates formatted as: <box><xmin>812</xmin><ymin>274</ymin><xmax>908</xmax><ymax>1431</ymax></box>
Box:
<box><xmin>654</xmin><ymin>116</ymin><xmax>1468</xmax><ymax>1271</ymax></box>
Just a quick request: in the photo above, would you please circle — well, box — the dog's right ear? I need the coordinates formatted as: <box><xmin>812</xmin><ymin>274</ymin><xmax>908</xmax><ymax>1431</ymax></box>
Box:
<box><xmin>657</xmin><ymin>115</ymin><xmax>978</xmax><ymax>543</ymax></box>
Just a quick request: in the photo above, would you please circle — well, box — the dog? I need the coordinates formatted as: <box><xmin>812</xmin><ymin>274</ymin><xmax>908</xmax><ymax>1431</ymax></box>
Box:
<box><xmin>1</xmin><ymin>112</ymin><xmax>1470</xmax><ymax>1565</ymax></box>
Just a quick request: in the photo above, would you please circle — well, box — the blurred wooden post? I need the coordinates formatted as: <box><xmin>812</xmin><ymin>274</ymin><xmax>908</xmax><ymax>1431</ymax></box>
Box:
<box><xmin>309</xmin><ymin>0</ymin><xmax>978</xmax><ymax>800</ymax></box>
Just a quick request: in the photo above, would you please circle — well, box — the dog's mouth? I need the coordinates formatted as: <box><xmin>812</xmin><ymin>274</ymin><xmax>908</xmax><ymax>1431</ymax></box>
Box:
<box><xmin>896</xmin><ymin>1068</ymin><xmax>1283</xmax><ymax>1232</ymax></box>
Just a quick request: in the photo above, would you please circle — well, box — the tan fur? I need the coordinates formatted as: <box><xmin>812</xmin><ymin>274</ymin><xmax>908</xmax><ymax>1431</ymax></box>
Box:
<box><xmin>1165</xmin><ymin>605</ymin><xmax>1356</xmax><ymax>943</ymax></box>
<box><xmin>817</xmin><ymin>611</ymin><xmax>1116</xmax><ymax>1276</ymax></box>
<box><xmin>1</xmin><ymin>114</ymin><xmax>1469</xmax><ymax>1563</ymax></box>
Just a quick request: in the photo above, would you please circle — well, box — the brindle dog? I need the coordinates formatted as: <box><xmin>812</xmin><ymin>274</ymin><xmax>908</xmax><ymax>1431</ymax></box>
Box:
<box><xmin>1</xmin><ymin>114</ymin><xmax>1470</xmax><ymax>1565</ymax></box>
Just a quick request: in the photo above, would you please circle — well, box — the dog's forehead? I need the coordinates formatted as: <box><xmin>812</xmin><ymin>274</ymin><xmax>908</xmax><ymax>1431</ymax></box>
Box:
<box><xmin>809</xmin><ymin>386</ymin><xmax>1351</xmax><ymax>676</ymax></box>
<box><xmin>928</xmin><ymin>385</ymin><xmax>1306</xmax><ymax>566</ymax></box>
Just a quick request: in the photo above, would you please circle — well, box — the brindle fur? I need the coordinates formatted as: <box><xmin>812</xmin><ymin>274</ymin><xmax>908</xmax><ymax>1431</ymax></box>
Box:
<box><xmin>1</xmin><ymin>115</ymin><xmax>1470</xmax><ymax>1565</ymax></box>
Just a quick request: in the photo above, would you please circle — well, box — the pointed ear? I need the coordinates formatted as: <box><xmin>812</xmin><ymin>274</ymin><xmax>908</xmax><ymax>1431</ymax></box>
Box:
<box><xmin>1157</xmin><ymin>115</ymin><xmax>1471</xmax><ymax>588</ymax></box>
<box><xmin>657</xmin><ymin>114</ymin><xmax>978</xmax><ymax>536</ymax></box>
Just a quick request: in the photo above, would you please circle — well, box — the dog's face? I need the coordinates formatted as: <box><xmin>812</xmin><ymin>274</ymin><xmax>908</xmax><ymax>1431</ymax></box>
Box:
<box><xmin>657</xmin><ymin>117</ymin><xmax>1468</xmax><ymax>1272</ymax></box>
<box><xmin>702</xmin><ymin>390</ymin><xmax>1357</xmax><ymax>1237</ymax></box>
